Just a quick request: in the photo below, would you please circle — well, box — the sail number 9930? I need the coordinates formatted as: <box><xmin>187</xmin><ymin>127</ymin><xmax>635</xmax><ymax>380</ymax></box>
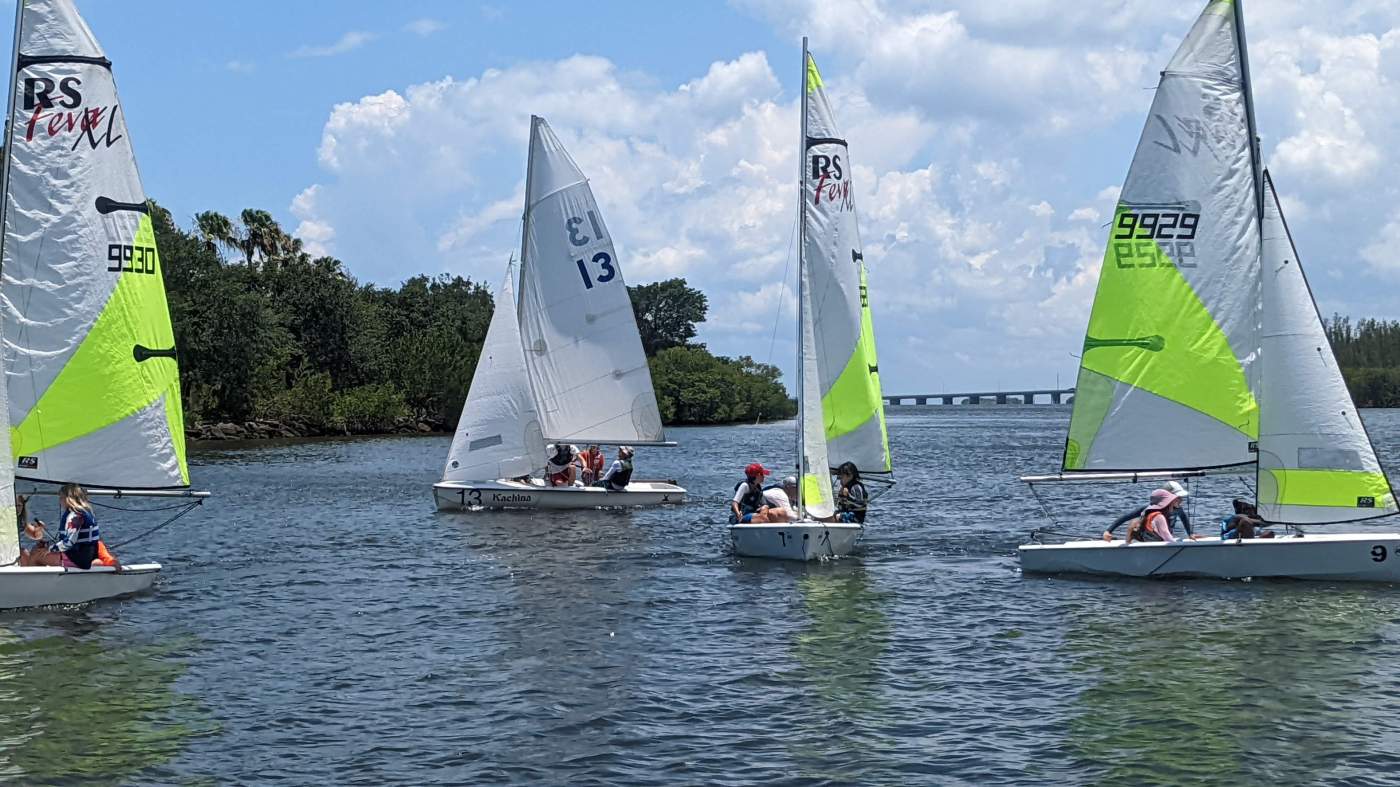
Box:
<box><xmin>107</xmin><ymin>243</ymin><xmax>157</xmax><ymax>274</ymax></box>
<box><xmin>1112</xmin><ymin>211</ymin><xmax>1200</xmax><ymax>270</ymax></box>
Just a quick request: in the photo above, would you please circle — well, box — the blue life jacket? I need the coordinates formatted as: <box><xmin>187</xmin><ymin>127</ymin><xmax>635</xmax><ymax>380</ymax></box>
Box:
<box><xmin>60</xmin><ymin>508</ymin><xmax>100</xmax><ymax>569</ymax></box>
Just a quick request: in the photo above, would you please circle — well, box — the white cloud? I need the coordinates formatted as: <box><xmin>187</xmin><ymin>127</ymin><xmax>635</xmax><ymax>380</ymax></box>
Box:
<box><xmin>291</xmin><ymin>185</ymin><xmax>335</xmax><ymax>258</ymax></box>
<box><xmin>404</xmin><ymin>18</ymin><xmax>446</xmax><ymax>37</ymax></box>
<box><xmin>225</xmin><ymin>60</ymin><xmax>255</xmax><ymax>74</ymax></box>
<box><xmin>288</xmin><ymin>1</ymin><xmax>1400</xmax><ymax>391</ymax></box>
<box><xmin>290</xmin><ymin>31</ymin><xmax>377</xmax><ymax>59</ymax></box>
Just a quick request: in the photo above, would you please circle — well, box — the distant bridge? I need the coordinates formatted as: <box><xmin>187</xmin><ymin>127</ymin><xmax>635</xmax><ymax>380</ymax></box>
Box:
<box><xmin>885</xmin><ymin>388</ymin><xmax>1075</xmax><ymax>406</ymax></box>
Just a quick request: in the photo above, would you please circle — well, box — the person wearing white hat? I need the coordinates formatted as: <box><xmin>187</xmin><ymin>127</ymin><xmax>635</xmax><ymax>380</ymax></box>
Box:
<box><xmin>1102</xmin><ymin>480</ymin><xmax>1197</xmax><ymax>541</ymax></box>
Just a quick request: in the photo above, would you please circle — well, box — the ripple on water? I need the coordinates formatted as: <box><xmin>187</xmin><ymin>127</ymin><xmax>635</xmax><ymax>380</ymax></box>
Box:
<box><xmin>4</xmin><ymin>412</ymin><xmax>1400</xmax><ymax>783</ymax></box>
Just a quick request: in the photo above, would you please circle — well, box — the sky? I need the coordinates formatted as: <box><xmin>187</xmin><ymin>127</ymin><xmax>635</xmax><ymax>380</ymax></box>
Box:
<box><xmin>6</xmin><ymin>0</ymin><xmax>1400</xmax><ymax>395</ymax></box>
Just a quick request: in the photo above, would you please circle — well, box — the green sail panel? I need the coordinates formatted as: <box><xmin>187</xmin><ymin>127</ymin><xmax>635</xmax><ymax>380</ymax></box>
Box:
<box><xmin>1063</xmin><ymin>0</ymin><xmax>1260</xmax><ymax>472</ymax></box>
<box><xmin>1</xmin><ymin>0</ymin><xmax>188</xmax><ymax>488</ymax></box>
<box><xmin>1256</xmin><ymin>171</ymin><xmax>1397</xmax><ymax>523</ymax></box>
<box><xmin>803</xmin><ymin>52</ymin><xmax>891</xmax><ymax>475</ymax></box>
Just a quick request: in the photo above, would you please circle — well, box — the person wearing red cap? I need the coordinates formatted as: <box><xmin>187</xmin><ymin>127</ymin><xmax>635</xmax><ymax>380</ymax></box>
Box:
<box><xmin>730</xmin><ymin>463</ymin><xmax>772</xmax><ymax>523</ymax></box>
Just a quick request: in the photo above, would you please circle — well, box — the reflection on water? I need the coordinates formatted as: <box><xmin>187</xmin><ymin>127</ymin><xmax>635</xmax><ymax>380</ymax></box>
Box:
<box><xmin>5</xmin><ymin>411</ymin><xmax>1400</xmax><ymax>783</ymax></box>
<box><xmin>1062</xmin><ymin>586</ymin><xmax>1399</xmax><ymax>785</ymax></box>
<box><xmin>0</xmin><ymin>618</ymin><xmax>215</xmax><ymax>783</ymax></box>
<box><xmin>783</xmin><ymin>562</ymin><xmax>892</xmax><ymax>783</ymax></box>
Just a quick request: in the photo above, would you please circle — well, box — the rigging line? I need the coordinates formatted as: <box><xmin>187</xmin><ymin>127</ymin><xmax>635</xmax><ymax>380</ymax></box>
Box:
<box><xmin>91</xmin><ymin>500</ymin><xmax>198</xmax><ymax>513</ymax></box>
<box><xmin>764</xmin><ymin>209</ymin><xmax>800</xmax><ymax>369</ymax></box>
<box><xmin>106</xmin><ymin>500</ymin><xmax>202</xmax><ymax>549</ymax></box>
<box><xmin>1027</xmin><ymin>482</ymin><xmax>1061</xmax><ymax>529</ymax></box>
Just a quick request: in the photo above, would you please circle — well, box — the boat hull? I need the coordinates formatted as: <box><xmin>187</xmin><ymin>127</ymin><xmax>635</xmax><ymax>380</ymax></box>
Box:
<box><xmin>433</xmin><ymin>480</ymin><xmax>686</xmax><ymax>511</ymax></box>
<box><xmin>729</xmin><ymin>522</ymin><xmax>862</xmax><ymax>561</ymax></box>
<box><xmin>1020</xmin><ymin>533</ymin><xmax>1400</xmax><ymax>582</ymax></box>
<box><xmin>0</xmin><ymin>563</ymin><xmax>160</xmax><ymax>609</ymax></box>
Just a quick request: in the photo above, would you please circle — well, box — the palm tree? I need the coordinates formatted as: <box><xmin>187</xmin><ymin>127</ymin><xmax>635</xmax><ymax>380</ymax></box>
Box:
<box><xmin>194</xmin><ymin>211</ymin><xmax>242</xmax><ymax>259</ymax></box>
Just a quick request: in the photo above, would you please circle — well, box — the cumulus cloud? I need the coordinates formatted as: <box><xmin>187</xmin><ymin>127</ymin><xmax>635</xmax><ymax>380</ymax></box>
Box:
<box><xmin>288</xmin><ymin>0</ymin><xmax>1400</xmax><ymax>390</ymax></box>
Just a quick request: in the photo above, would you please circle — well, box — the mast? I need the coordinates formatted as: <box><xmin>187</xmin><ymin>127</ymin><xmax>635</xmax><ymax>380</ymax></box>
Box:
<box><xmin>795</xmin><ymin>37</ymin><xmax>809</xmax><ymax>517</ymax></box>
<box><xmin>0</xmin><ymin>0</ymin><xmax>23</xmax><ymax>277</ymax></box>
<box><xmin>1232</xmin><ymin>0</ymin><xmax>1266</xmax><ymax>508</ymax></box>
<box><xmin>517</xmin><ymin>115</ymin><xmax>539</xmax><ymax>311</ymax></box>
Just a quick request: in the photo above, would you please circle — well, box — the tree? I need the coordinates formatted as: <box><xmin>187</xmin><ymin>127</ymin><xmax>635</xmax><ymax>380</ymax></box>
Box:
<box><xmin>194</xmin><ymin>210</ymin><xmax>240</xmax><ymax>258</ymax></box>
<box><xmin>628</xmin><ymin>278</ymin><xmax>708</xmax><ymax>357</ymax></box>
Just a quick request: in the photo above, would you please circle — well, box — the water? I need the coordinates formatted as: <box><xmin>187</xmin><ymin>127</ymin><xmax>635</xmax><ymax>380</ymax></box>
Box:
<box><xmin>6</xmin><ymin>407</ymin><xmax>1400</xmax><ymax>785</ymax></box>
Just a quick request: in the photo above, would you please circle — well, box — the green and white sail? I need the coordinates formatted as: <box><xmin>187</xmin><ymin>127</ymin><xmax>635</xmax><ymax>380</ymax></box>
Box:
<box><xmin>0</xmin><ymin>0</ymin><xmax>187</xmax><ymax>489</ymax></box>
<box><xmin>1064</xmin><ymin>0</ymin><xmax>1260</xmax><ymax>473</ymax></box>
<box><xmin>516</xmin><ymin>116</ymin><xmax>666</xmax><ymax>446</ymax></box>
<box><xmin>802</xmin><ymin>50</ymin><xmax>890</xmax><ymax>476</ymax></box>
<box><xmin>1256</xmin><ymin>172</ymin><xmax>1396</xmax><ymax>523</ymax></box>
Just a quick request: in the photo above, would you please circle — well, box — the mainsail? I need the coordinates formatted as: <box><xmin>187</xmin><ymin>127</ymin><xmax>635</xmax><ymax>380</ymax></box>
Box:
<box><xmin>0</xmin><ymin>0</ymin><xmax>187</xmax><ymax>489</ymax></box>
<box><xmin>442</xmin><ymin>264</ymin><xmax>545</xmax><ymax>484</ymax></box>
<box><xmin>1257</xmin><ymin>172</ymin><xmax>1396</xmax><ymax>523</ymax></box>
<box><xmin>516</xmin><ymin>116</ymin><xmax>666</xmax><ymax>446</ymax></box>
<box><xmin>1064</xmin><ymin>0</ymin><xmax>1260</xmax><ymax>473</ymax></box>
<box><xmin>802</xmin><ymin>52</ymin><xmax>890</xmax><ymax>475</ymax></box>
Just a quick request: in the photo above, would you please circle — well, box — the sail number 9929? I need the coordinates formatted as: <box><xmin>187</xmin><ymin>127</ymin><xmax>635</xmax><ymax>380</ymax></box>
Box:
<box><xmin>1112</xmin><ymin>211</ymin><xmax>1200</xmax><ymax>270</ymax></box>
<box><xmin>107</xmin><ymin>243</ymin><xmax>157</xmax><ymax>274</ymax></box>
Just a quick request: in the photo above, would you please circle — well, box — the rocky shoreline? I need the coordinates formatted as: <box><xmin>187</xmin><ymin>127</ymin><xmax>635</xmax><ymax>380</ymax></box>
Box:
<box><xmin>187</xmin><ymin>415</ymin><xmax>449</xmax><ymax>441</ymax></box>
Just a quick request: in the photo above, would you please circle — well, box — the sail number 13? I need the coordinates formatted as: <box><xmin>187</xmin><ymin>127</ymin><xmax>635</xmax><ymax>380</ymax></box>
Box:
<box><xmin>566</xmin><ymin>211</ymin><xmax>615</xmax><ymax>289</ymax></box>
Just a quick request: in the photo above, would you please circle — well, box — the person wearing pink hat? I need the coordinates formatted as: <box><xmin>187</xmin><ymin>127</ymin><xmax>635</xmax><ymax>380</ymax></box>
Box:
<box><xmin>1126</xmin><ymin>488</ymin><xmax>1183</xmax><ymax>544</ymax></box>
<box><xmin>1103</xmin><ymin>480</ymin><xmax>1197</xmax><ymax>541</ymax></box>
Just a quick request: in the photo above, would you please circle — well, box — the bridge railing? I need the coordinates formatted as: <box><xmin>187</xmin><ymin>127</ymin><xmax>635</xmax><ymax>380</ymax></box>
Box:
<box><xmin>884</xmin><ymin>388</ymin><xmax>1075</xmax><ymax>406</ymax></box>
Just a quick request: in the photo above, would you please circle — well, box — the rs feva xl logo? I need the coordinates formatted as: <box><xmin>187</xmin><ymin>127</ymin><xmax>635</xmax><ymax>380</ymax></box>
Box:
<box><xmin>21</xmin><ymin>77</ymin><xmax>123</xmax><ymax>149</ymax></box>
<box><xmin>810</xmin><ymin>153</ymin><xmax>854</xmax><ymax>210</ymax></box>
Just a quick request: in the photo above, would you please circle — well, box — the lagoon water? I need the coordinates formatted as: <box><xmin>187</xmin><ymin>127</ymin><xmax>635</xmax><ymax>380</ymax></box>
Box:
<box><xmin>6</xmin><ymin>407</ymin><xmax>1400</xmax><ymax>785</ymax></box>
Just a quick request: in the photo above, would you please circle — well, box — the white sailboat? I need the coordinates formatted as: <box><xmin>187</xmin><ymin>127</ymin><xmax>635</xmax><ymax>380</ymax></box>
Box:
<box><xmin>434</xmin><ymin>116</ymin><xmax>685</xmax><ymax>510</ymax></box>
<box><xmin>729</xmin><ymin>41</ymin><xmax>892</xmax><ymax>560</ymax></box>
<box><xmin>1019</xmin><ymin>0</ymin><xmax>1400</xmax><ymax>581</ymax></box>
<box><xmin>0</xmin><ymin>0</ymin><xmax>206</xmax><ymax>608</ymax></box>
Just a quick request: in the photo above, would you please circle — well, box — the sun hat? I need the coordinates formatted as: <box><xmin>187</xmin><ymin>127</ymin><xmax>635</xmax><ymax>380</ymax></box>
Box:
<box><xmin>745</xmin><ymin>463</ymin><xmax>772</xmax><ymax>478</ymax></box>
<box><xmin>1164</xmin><ymin>480</ymin><xmax>1190</xmax><ymax>499</ymax></box>
<box><xmin>783</xmin><ymin>476</ymin><xmax>798</xmax><ymax>488</ymax></box>
<box><xmin>1148</xmin><ymin>488</ymin><xmax>1179</xmax><ymax>509</ymax></box>
<box><xmin>619</xmin><ymin>446</ymin><xmax>634</xmax><ymax>458</ymax></box>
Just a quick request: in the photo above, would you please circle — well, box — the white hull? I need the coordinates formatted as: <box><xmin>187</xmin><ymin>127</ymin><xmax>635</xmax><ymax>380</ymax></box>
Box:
<box><xmin>433</xmin><ymin>479</ymin><xmax>686</xmax><ymax>511</ymax></box>
<box><xmin>1020</xmin><ymin>533</ymin><xmax>1400</xmax><ymax>582</ymax></box>
<box><xmin>0</xmin><ymin>563</ymin><xmax>160</xmax><ymax>609</ymax></box>
<box><xmin>729</xmin><ymin>522</ymin><xmax>863</xmax><ymax>561</ymax></box>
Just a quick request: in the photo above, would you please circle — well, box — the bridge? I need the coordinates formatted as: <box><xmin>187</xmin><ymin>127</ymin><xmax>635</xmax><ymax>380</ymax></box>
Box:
<box><xmin>885</xmin><ymin>388</ymin><xmax>1075</xmax><ymax>406</ymax></box>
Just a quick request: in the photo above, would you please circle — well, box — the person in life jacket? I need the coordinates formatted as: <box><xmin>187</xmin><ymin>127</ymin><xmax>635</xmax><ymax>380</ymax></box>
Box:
<box><xmin>1103</xmin><ymin>480</ymin><xmax>1196</xmax><ymax>541</ymax></box>
<box><xmin>1125</xmin><ymin>488</ymin><xmax>1180</xmax><ymax>544</ymax></box>
<box><xmin>595</xmin><ymin>446</ymin><xmax>635</xmax><ymax>491</ymax></box>
<box><xmin>833</xmin><ymin>462</ymin><xmax>868</xmax><ymax>524</ymax></box>
<box><xmin>730</xmin><ymin>463</ymin><xmax>771</xmax><ymax>523</ymax></box>
<box><xmin>31</xmin><ymin>484</ymin><xmax>118</xmax><ymax>570</ymax></box>
<box><xmin>1221</xmin><ymin>498</ymin><xmax>1275</xmax><ymax>540</ymax></box>
<box><xmin>579</xmin><ymin>444</ymin><xmax>606</xmax><ymax>484</ymax></box>
<box><xmin>545</xmin><ymin>443</ymin><xmax>581</xmax><ymax>486</ymax></box>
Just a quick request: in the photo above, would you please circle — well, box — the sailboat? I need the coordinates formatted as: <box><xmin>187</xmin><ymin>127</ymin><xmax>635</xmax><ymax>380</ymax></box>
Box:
<box><xmin>1019</xmin><ymin>0</ymin><xmax>1400</xmax><ymax>581</ymax></box>
<box><xmin>729</xmin><ymin>40</ymin><xmax>892</xmax><ymax>560</ymax></box>
<box><xmin>0</xmin><ymin>0</ymin><xmax>207</xmax><ymax>608</ymax></box>
<box><xmin>433</xmin><ymin>116</ymin><xmax>686</xmax><ymax>510</ymax></box>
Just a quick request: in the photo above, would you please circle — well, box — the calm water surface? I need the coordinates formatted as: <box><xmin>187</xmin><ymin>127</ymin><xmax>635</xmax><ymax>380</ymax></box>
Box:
<box><xmin>5</xmin><ymin>407</ymin><xmax>1400</xmax><ymax>785</ymax></box>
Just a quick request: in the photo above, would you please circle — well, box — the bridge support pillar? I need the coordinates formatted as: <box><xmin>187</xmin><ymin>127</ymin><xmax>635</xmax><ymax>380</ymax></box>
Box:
<box><xmin>996</xmin><ymin>394</ymin><xmax>1007</xmax><ymax>405</ymax></box>
<box><xmin>1051</xmin><ymin>392</ymin><xmax>1062</xmax><ymax>404</ymax></box>
<box><xmin>941</xmin><ymin>396</ymin><xmax>953</xmax><ymax>405</ymax></box>
<box><xmin>969</xmin><ymin>395</ymin><xmax>981</xmax><ymax>405</ymax></box>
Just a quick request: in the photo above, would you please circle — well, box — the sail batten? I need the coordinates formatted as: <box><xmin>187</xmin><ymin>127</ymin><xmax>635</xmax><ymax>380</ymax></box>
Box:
<box><xmin>2</xmin><ymin>0</ymin><xmax>188</xmax><ymax>489</ymax></box>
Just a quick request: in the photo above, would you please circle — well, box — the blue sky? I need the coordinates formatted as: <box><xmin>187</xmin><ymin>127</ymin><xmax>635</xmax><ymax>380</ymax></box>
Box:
<box><xmin>7</xmin><ymin>1</ymin><xmax>1400</xmax><ymax>395</ymax></box>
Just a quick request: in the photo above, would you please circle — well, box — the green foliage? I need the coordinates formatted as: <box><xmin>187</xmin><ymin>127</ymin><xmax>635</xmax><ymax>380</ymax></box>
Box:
<box><xmin>1325</xmin><ymin>315</ymin><xmax>1400</xmax><ymax>407</ymax></box>
<box><xmin>650</xmin><ymin>346</ymin><xmax>797</xmax><ymax>424</ymax></box>
<box><xmin>628</xmin><ymin>278</ymin><xmax>708</xmax><ymax>356</ymax></box>
<box><xmin>332</xmin><ymin>384</ymin><xmax>409</xmax><ymax>433</ymax></box>
<box><xmin>157</xmin><ymin>203</ymin><xmax>791</xmax><ymax>432</ymax></box>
